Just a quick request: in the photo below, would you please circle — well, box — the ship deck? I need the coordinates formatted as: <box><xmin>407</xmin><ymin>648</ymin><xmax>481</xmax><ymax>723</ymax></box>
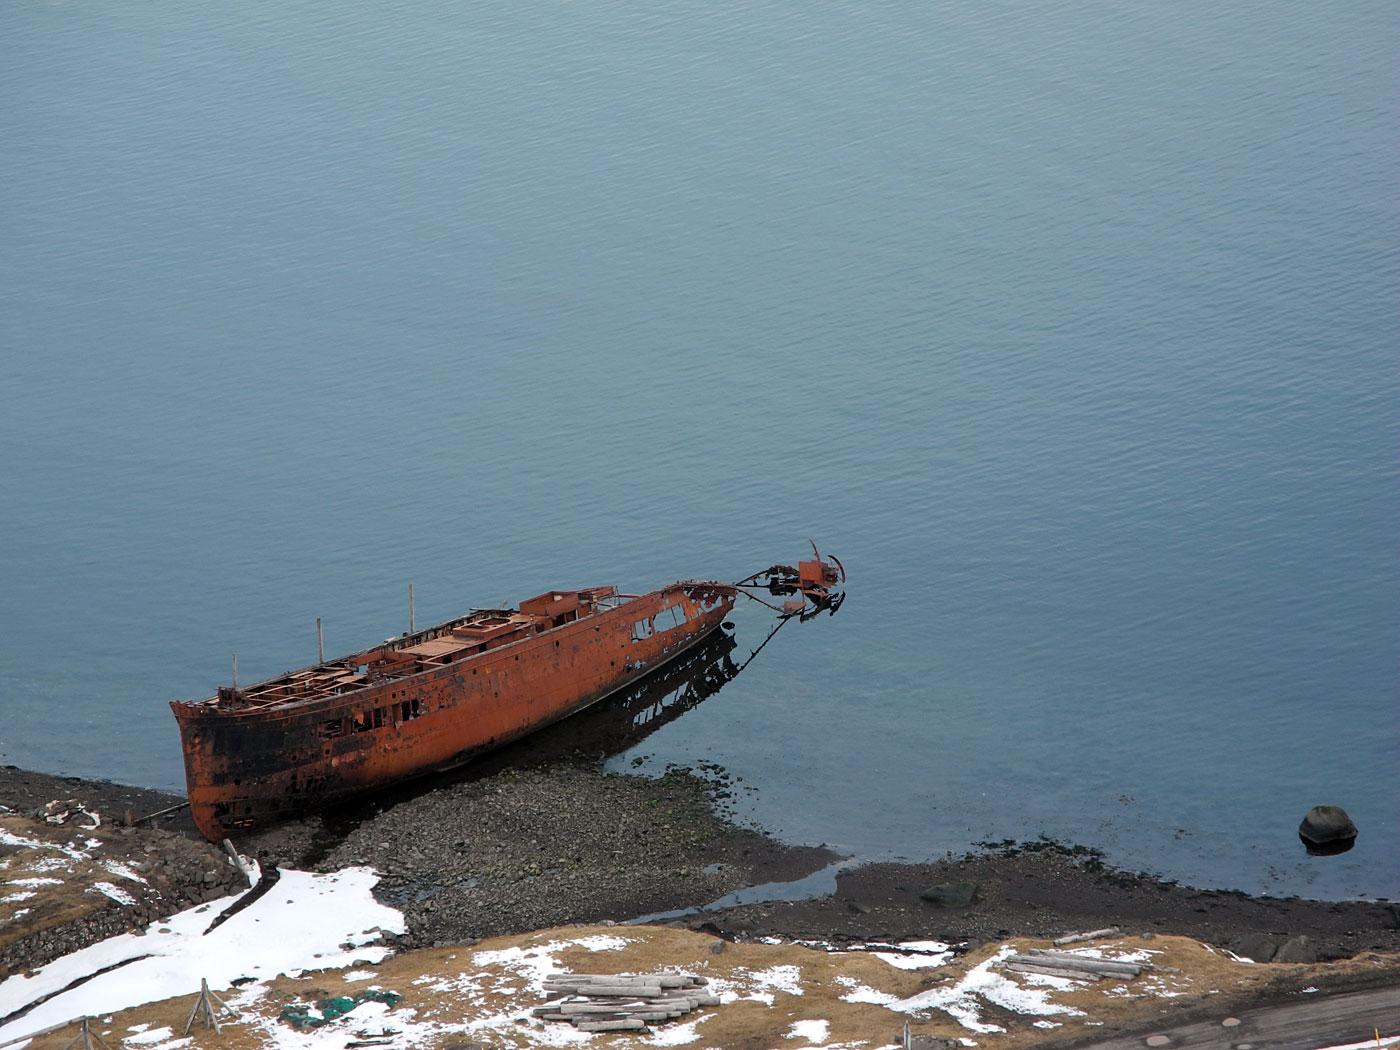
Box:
<box><xmin>189</xmin><ymin>586</ymin><xmax>627</xmax><ymax>712</ymax></box>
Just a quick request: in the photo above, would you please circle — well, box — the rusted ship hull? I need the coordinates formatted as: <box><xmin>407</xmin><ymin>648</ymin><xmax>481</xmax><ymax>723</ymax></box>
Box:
<box><xmin>171</xmin><ymin>580</ymin><xmax>736</xmax><ymax>840</ymax></box>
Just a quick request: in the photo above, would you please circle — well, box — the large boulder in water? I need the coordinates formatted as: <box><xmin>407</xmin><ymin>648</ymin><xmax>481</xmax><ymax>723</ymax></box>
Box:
<box><xmin>1299</xmin><ymin>805</ymin><xmax>1357</xmax><ymax>847</ymax></box>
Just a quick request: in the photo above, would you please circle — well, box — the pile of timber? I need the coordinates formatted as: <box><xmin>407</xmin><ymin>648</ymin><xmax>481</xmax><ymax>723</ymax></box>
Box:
<box><xmin>1000</xmin><ymin>949</ymin><xmax>1144</xmax><ymax>982</ymax></box>
<box><xmin>532</xmin><ymin>972</ymin><xmax>720</xmax><ymax>1033</ymax></box>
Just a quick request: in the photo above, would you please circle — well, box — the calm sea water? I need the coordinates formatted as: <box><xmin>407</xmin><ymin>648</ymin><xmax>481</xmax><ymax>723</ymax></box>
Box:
<box><xmin>1</xmin><ymin>0</ymin><xmax>1394</xmax><ymax>901</ymax></box>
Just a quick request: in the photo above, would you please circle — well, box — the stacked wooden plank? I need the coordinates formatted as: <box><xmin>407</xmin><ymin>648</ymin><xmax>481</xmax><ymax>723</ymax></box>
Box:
<box><xmin>531</xmin><ymin>973</ymin><xmax>720</xmax><ymax>1033</ymax></box>
<box><xmin>1053</xmin><ymin>926</ymin><xmax>1120</xmax><ymax>946</ymax></box>
<box><xmin>1000</xmin><ymin>949</ymin><xmax>1143</xmax><ymax>982</ymax></box>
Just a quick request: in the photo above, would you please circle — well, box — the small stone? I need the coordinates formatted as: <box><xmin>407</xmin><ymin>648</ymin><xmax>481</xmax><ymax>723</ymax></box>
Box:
<box><xmin>1145</xmin><ymin>1036</ymin><xmax>1171</xmax><ymax>1047</ymax></box>
<box><xmin>1221</xmin><ymin>1017</ymin><xmax>1241</xmax><ymax>1027</ymax></box>
<box><xmin>708</xmin><ymin>939</ymin><xmax>726</xmax><ymax>954</ymax></box>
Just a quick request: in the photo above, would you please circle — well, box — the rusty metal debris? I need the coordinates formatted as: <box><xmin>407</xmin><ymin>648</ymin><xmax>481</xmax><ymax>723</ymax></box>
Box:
<box><xmin>735</xmin><ymin>541</ymin><xmax>846</xmax><ymax>620</ymax></box>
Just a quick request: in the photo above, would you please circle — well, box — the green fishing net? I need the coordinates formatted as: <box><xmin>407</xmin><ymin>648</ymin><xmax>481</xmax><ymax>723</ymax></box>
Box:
<box><xmin>278</xmin><ymin>989</ymin><xmax>401</xmax><ymax>1028</ymax></box>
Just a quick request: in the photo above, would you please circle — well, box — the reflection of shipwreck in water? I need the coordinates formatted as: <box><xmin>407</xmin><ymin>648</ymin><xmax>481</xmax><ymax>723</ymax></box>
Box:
<box><xmin>468</xmin><ymin>627</ymin><xmax>745</xmax><ymax>771</ymax></box>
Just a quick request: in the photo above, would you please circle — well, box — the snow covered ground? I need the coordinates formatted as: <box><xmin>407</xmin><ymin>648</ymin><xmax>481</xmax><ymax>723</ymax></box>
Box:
<box><xmin>2</xmin><ymin>858</ymin><xmax>1392</xmax><ymax>1050</ymax></box>
<box><xmin>0</xmin><ymin>866</ymin><xmax>403</xmax><ymax>1044</ymax></box>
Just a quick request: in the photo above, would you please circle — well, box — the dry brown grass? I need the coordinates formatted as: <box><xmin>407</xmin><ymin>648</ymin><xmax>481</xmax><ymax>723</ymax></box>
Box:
<box><xmin>0</xmin><ymin>816</ymin><xmax>116</xmax><ymax>955</ymax></box>
<box><xmin>16</xmin><ymin>924</ymin><xmax>1400</xmax><ymax>1050</ymax></box>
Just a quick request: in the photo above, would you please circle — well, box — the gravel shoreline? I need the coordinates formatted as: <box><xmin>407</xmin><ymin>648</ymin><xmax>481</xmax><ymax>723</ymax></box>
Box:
<box><xmin>3</xmin><ymin>762</ymin><xmax>1395</xmax><ymax>967</ymax></box>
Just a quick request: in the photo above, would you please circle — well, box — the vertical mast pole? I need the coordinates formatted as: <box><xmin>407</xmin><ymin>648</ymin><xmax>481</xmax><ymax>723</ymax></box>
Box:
<box><xmin>409</xmin><ymin>583</ymin><xmax>415</xmax><ymax>634</ymax></box>
<box><xmin>317</xmin><ymin>617</ymin><xmax>324</xmax><ymax>664</ymax></box>
<box><xmin>232</xmin><ymin>654</ymin><xmax>237</xmax><ymax>691</ymax></box>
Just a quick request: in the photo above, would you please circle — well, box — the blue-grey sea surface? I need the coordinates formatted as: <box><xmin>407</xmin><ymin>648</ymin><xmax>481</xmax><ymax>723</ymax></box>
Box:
<box><xmin>1</xmin><ymin>0</ymin><xmax>1395</xmax><ymax>901</ymax></box>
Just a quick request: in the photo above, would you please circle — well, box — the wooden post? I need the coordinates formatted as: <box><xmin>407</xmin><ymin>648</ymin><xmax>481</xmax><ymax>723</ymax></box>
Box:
<box><xmin>317</xmin><ymin>617</ymin><xmax>324</xmax><ymax>664</ymax></box>
<box><xmin>182</xmin><ymin>978</ymin><xmax>234</xmax><ymax>1036</ymax></box>
<box><xmin>61</xmin><ymin>1018</ymin><xmax>112</xmax><ymax>1050</ymax></box>
<box><xmin>231</xmin><ymin>653</ymin><xmax>237</xmax><ymax>691</ymax></box>
<box><xmin>409</xmin><ymin>583</ymin><xmax>415</xmax><ymax>634</ymax></box>
<box><xmin>0</xmin><ymin>1019</ymin><xmax>86</xmax><ymax>1050</ymax></box>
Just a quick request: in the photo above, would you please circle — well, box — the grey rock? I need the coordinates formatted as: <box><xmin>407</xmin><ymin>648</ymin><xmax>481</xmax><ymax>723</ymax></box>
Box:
<box><xmin>1230</xmin><ymin>932</ymin><xmax>1279</xmax><ymax>962</ymax></box>
<box><xmin>1299</xmin><ymin>805</ymin><xmax>1357</xmax><ymax>845</ymax></box>
<box><xmin>1273</xmin><ymin>935</ymin><xmax>1316</xmax><ymax>963</ymax></box>
<box><xmin>919</xmin><ymin>881</ymin><xmax>979</xmax><ymax>907</ymax></box>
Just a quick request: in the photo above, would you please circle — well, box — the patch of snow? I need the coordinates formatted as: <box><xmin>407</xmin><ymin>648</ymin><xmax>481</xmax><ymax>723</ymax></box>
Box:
<box><xmin>0</xmin><ymin>829</ymin><xmax>45</xmax><ymax>851</ymax></box>
<box><xmin>91</xmin><ymin>881</ymin><xmax>138</xmax><ymax>905</ymax></box>
<box><xmin>748</xmin><ymin>964</ymin><xmax>805</xmax><ymax>997</ymax></box>
<box><xmin>835</xmin><ymin>976</ymin><xmax>898</xmax><ymax>1006</ymax></box>
<box><xmin>890</xmin><ymin>947</ymin><xmax>1084</xmax><ymax>1033</ymax></box>
<box><xmin>6</xmin><ymin>909</ymin><xmax>30</xmax><ymax>923</ymax></box>
<box><xmin>1117</xmin><ymin>974</ymin><xmax>1187</xmax><ymax>999</ymax></box>
<box><xmin>1</xmin><ymin>891</ymin><xmax>36</xmax><ymax>904</ymax></box>
<box><xmin>1016</xmin><ymin>971</ymin><xmax>1078</xmax><ymax>990</ymax></box>
<box><xmin>390</xmin><ymin>930</ymin><xmax>652</xmax><ymax>1047</ymax></box>
<box><xmin>645</xmin><ymin>1016</ymin><xmax>709</xmax><ymax>1045</ymax></box>
<box><xmin>567</xmin><ymin>933</ymin><xmax>631</xmax><ymax>953</ymax></box>
<box><xmin>466</xmin><ymin>933</ymin><xmax>636</xmax><ymax>994</ymax></box>
<box><xmin>704</xmin><ymin>964</ymin><xmax>804</xmax><ymax>1007</ymax></box>
<box><xmin>0</xmin><ymin>827</ymin><xmax>92</xmax><ymax>862</ymax></box>
<box><xmin>0</xmin><ymin>867</ymin><xmax>403</xmax><ymax>1043</ymax></box>
<box><xmin>871</xmin><ymin>941</ymin><xmax>953</xmax><ymax>970</ymax></box>
<box><xmin>342</xmin><ymin>969</ymin><xmax>378</xmax><ymax>982</ymax></box>
<box><xmin>120</xmin><ymin>1035</ymin><xmax>192</xmax><ymax>1050</ymax></box>
<box><xmin>6</xmin><ymin>877</ymin><xmax>64</xmax><ymax>887</ymax></box>
<box><xmin>1310</xmin><ymin>1038</ymin><xmax>1400</xmax><ymax>1050</ymax></box>
<box><xmin>124</xmin><ymin>1026</ymin><xmax>177</xmax><ymax>1044</ymax></box>
<box><xmin>786</xmin><ymin>1018</ymin><xmax>830</xmax><ymax>1042</ymax></box>
<box><xmin>103</xmin><ymin>860</ymin><xmax>149</xmax><ymax>884</ymax></box>
<box><xmin>896</xmin><ymin>940</ymin><xmax>951</xmax><ymax>954</ymax></box>
<box><xmin>397</xmin><ymin>1004</ymin><xmax>593</xmax><ymax>1049</ymax></box>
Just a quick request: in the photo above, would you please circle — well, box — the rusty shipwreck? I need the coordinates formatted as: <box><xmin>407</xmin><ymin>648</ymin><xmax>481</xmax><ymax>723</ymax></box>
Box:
<box><xmin>171</xmin><ymin>550</ymin><xmax>843</xmax><ymax>840</ymax></box>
